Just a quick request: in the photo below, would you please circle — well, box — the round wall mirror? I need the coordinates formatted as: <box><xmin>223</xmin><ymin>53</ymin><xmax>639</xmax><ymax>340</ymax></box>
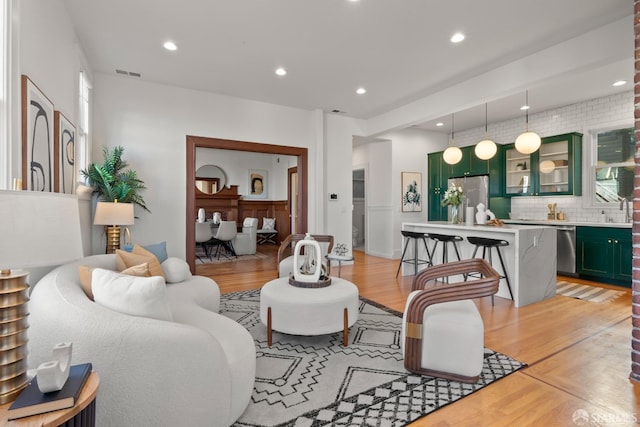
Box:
<box><xmin>195</xmin><ymin>164</ymin><xmax>227</xmax><ymax>194</ymax></box>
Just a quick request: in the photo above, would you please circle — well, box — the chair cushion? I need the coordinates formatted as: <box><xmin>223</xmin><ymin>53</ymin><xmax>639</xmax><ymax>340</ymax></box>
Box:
<box><xmin>79</xmin><ymin>263</ymin><xmax>150</xmax><ymax>300</ymax></box>
<box><xmin>91</xmin><ymin>268</ymin><xmax>173</xmax><ymax>321</ymax></box>
<box><xmin>262</xmin><ymin>218</ymin><xmax>276</xmax><ymax>230</ymax></box>
<box><xmin>116</xmin><ymin>246</ymin><xmax>165</xmax><ymax>279</ymax></box>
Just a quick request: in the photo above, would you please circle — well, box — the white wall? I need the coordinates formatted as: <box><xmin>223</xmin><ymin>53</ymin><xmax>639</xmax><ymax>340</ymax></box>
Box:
<box><xmin>324</xmin><ymin>113</ymin><xmax>366</xmax><ymax>251</ymax></box>
<box><xmin>91</xmin><ymin>74</ymin><xmax>323</xmax><ymax>257</ymax></box>
<box><xmin>16</xmin><ymin>0</ymin><xmax>93</xmax><ymax>257</ymax></box>
<box><xmin>352</xmin><ymin>128</ymin><xmax>449</xmax><ymax>260</ymax></box>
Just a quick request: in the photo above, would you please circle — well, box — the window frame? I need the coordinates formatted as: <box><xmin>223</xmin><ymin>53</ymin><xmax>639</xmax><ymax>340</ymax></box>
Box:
<box><xmin>588</xmin><ymin>120</ymin><xmax>635</xmax><ymax>207</ymax></box>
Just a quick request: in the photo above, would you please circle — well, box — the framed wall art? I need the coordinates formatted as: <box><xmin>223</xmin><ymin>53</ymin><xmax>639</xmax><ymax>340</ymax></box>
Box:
<box><xmin>54</xmin><ymin>111</ymin><xmax>76</xmax><ymax>194</ymax></box>
<box><xmin>247</xmin><ymin>169</ymin><xmax>267</xmax><ymax>199</ymax></box>
<box><xmin>401</xmin><ymin>171</ymin><xmax>422</xmax><ymax>212</ymax></box>
<box><xmin>21</xmin><ymin>75</ymin><xmax>55</xmax><ymax>192</ymax></box>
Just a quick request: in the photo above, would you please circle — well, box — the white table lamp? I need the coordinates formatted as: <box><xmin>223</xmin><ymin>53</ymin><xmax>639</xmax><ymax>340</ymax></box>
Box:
<box><xmin>0</xmin><ymin>190</ymin><xmax>83</xmax><ymax>403</ymax></box>
<box><xmin>93</xmin><ymin>201</ymin><xmax>134</xmax><ymax>253</ymax></box>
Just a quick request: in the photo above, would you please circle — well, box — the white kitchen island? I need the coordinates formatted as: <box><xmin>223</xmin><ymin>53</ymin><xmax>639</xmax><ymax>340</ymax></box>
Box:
<box><xmin>402</xmin><ymin>222</ymin><xmax>557</xmax><ymax>307</ymax></box>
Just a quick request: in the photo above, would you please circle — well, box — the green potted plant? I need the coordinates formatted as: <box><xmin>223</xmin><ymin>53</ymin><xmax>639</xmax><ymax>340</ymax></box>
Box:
<box><xmin>81</xmin><ymin>146</ymin><xmax>150</xmax><ymax>212</ymax></box>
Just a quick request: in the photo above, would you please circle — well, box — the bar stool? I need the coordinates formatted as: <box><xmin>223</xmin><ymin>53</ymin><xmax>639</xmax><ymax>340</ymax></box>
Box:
<box><xmin>396</xmin><ymin>231</ymin><xmax>431</xmax><ymax>278</ymax></box>
<box><xmin>427</xmin><ymin>233</ymin><xmax>463</xmax><ymax>265</ymax></box>
<box><xmin>466</xmin><ymin>236</ymin><xmax>514</xmax><ymax>305</ymax></box>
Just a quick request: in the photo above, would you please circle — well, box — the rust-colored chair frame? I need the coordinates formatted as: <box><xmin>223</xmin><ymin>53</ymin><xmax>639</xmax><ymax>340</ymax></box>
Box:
<box><xmin>277</xmin><ymin>234</ymin><xmax>334</xmax><ymax>276</ymax></box>
<box><xmin>404</xmin><ymin>258</ymin><xmax>499</xmax><ymax>383</ymax></box>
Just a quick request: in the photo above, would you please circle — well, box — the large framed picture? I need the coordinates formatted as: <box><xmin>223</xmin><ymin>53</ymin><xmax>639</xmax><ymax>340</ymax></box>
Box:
<box><xmin>21</xmin><ymin>75</ymin><xmax>55</xmax><ymax>192</ymax></box>
<box><xmin>247</xmin><ymin>169</ymin><xmax>267</xmax><ymax>199</ymax></box>
<box><xmin>54</xmin><ymin>111</ymin><xmax>76</xmax><ymax>194</ymax></box>
<box><xmin>401</xmin><ymin>172</ymin><xmax>422</xmax><ymax>212</ymax></box>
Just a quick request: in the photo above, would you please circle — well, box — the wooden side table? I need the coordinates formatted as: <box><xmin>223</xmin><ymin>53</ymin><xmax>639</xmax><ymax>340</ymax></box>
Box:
<box><xmin>0</xmin><ymin>372</ymin><xmax>99</xmax><ymax>427</ymax></box>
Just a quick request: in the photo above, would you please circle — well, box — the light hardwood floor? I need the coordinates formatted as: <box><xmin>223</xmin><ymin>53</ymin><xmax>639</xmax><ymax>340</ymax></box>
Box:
<box><xmin>196</xmin><ymin>246</ymin><xmax>640</xmax><ymax>426</ymax></box>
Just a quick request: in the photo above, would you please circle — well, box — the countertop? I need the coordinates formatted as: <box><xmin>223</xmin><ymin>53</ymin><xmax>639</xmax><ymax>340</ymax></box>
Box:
<box><xmin>503</xmin><ymin>219</ymin><xmax>631</xmax><ymax>229</ymax></box>
<box><xmin>403</xmin><ymin>221</ymin><xmax>556</xmax><ymax>233</ymax></box>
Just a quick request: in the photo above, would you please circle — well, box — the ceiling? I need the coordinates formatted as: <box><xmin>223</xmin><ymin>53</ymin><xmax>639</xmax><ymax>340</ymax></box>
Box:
<box><xmin>61</xmin><ymin>0</ymin><xmax>633</xmax><ymax>134</ymax></box>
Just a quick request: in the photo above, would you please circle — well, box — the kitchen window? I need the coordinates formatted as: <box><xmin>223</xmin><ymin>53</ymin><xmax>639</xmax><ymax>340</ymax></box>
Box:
<box><xmin>593</xmin><ymin>127</ymin><xmax>634</xmax><ymax>204</ymax></box>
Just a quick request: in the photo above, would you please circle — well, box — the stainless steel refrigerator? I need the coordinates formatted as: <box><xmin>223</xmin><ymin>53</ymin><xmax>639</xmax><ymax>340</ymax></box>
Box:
<box><xmin>447</xmin><ymin>175</ymin><xmax>489</xmax><ymax>222</ymax></box>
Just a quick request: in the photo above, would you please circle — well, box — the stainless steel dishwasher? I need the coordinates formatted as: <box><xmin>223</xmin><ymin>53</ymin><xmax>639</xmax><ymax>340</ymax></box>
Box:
<box><xmin>556</xmin><ymin>225</ymin><xmax>577</xmax><ymax>276</ymax></box>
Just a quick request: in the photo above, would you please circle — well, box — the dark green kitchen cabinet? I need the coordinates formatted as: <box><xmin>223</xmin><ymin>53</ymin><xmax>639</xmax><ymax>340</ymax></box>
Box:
<box><xmin>448</xmin><ymin>146</ymin><xmax>490</xmax><ymax>178</ymax></box>
<box><xmin>576</xmin><ymin>226</ymin><xmax>631</xmax><ymax>287</ymax></box>
<box><xmin>427</xmin><ymin>151</ymin><xmax>447</xmax><ymax>221</ymax></box>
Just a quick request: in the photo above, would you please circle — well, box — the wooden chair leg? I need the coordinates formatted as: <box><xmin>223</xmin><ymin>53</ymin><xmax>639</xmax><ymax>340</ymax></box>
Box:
<box><xmin>343</xmin><ymin>308</ymin><xmax>348</xmax><ymax>347</ymax></box>
<box><xmin>267</xmin><ymin>307</ymin><xmax>272</xmax><ymax>347</ymax></box>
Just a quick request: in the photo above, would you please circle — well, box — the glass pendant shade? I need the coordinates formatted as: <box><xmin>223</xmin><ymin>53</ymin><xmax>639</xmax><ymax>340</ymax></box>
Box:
<box><xmin>515</xmin><ymin>90</ymin><xmax>541</xmax><ymax>154</ymax></box>
<box><xmin>475</xmin><ymin>139</ymin><xmax>497</xmax><ymax>160</ymax></box>
<box><xmin>443</xmin><ymin>146</ymin><xmax>463</xmax><ymax>164</ymax></box>
<box><xmin>539</xmin><ymin>160</ymin><xmax>556</xmax><ymax>174</ymax></box>
<box><xmin>515</xmin><ymin>131</ymin><xmax>541</xmax><ymax>154</ymax></box>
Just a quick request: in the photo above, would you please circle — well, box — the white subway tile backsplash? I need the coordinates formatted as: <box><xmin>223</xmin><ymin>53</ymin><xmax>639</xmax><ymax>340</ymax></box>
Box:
<box><xmin>456</xmin><ymin>91</ymin><xmax>633</xmax><ymax>223</ymax></box>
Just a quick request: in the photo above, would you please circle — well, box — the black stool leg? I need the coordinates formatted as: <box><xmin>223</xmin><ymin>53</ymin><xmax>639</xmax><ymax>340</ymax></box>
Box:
<box><xmin>421</xmin><ymin>236</ymin><xmax>432</xmax><ymax>266</ymax></box>
<box><xmin>452</xmin><ymin>240</ymin><xmax>462</xmax><ymax>261</ymax></box>
<box><xmin>413</xmin><ymin>236</ymin><xmax>419</xmax><ymax>275</ymax></box>
<box><xmin>495</xmin><ymin>247</ymin><xmax>514</xmax><ymax>300</ymax></box>
<box><xmin>396</xmin><ymin>237</ymin><xmax>411</xmax><ymax>278</ymax></box>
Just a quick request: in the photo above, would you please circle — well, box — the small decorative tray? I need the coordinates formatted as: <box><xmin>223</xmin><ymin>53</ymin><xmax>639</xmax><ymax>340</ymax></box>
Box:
<box><xmin>288</xmin><ymin>275</ymin><xmax>332</xmax><ymax>288</ymax></box>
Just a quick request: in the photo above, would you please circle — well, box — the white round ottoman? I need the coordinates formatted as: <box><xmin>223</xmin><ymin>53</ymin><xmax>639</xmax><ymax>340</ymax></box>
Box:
<box><xmin>260</xmin><ymin>277</ymin><xmax>359</xmax><ymax>346</ymax></box>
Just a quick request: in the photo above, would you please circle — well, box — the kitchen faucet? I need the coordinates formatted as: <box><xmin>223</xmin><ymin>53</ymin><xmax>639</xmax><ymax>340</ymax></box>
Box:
<box><xmin>620</xmin><ymin>197</ymin><xmax>632</xmax><ymax>223</ymax></box>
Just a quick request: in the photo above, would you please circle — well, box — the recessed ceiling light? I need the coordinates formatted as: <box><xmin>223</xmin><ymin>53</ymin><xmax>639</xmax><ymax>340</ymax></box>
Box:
<box><xmin>356</xmin><ymin>87</ymin><xmax>366</xmax><ymax>95</ymax></box>
<box><xmin>436</xmin><ymin>122</ymin><xmax>444</xmax><ymax>127</ymax></box>
<box><xmin>612</xmin><ymin>80</ymin><xmax>627</xmax><ymax>87</ymax></box>
<box><xmin>163</xmin><ymin>41</ymin><xmax>178</xmax><ymax>51</ymax></box>
<box><xmin>520</xmin><ymin>105</ymin><xmax>530</xmax><ymax>111</ymax></box>
<box><xmin>450</xmin><ymin>32</ymin><xmax>465</xmax><ymax>43</ymax></box>
<box><xmin>275</xmin><ymin>67</ymin><xmax>287</xmax><ymax>76</ymax></box>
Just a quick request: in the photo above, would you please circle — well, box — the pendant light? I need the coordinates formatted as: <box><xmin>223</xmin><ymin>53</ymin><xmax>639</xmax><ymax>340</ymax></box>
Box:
<box><xmin>515</xmin><ymin>90</ymin><xmax>541</xmax><ymax>154</ymax></box>
<box><xmin>475</xmin><ymin>103</ymin><xmax>497</xmax><ymax>160</ymax></box>
<box><xmin>443</xmin><ymin>113</ymin><xmax>462</xmax><ymax>165</ymax></box>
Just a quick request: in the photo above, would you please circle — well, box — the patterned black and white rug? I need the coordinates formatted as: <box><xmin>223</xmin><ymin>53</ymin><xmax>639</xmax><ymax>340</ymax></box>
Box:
<box><xmin>221</xmin><ymin>289</ymin><xmax>525</xmax><ymax>427</ymax></box>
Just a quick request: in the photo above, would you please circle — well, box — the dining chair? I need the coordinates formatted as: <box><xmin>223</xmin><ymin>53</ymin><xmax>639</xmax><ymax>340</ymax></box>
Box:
<box><xmin>195</xmin><ymin>222</ymin><xmax>214</xmax><ymax>262</ymax></box>
<box><xmin>212</xmin><ymin>221</ymin><xmax>238</xmax><ymax>259</ymax></box>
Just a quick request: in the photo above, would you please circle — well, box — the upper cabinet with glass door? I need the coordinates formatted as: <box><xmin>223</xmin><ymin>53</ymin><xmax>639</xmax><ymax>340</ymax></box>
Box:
<box><xmin>504</xmin><ymin>132</ymin><xmax>582</xmax><ymax>197</ymax></box>
<box><xmin>504</xmin><ymin>146</ymin><xmax>533</xmax><ymax>196</ymax></box>
<box><xmin>537</xmin><ymin>133</ymin><xmax>582</xmax><ymax>196</ymax></box>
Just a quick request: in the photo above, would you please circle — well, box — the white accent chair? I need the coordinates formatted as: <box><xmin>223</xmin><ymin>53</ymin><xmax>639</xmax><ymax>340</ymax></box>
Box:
<box><xmin>401</xmin><ymin>259</ymin><xmax>499</xmax><ymax>383</ymax></box>
<box><xmin>277</xmin><ymin>234</ymin><xmax>334</xmax><ymax>278</ymax></box>
<box><xmin>233</xmin><ymin>217</ymin><xmax>259</xmax><ymax>255</ymax></box>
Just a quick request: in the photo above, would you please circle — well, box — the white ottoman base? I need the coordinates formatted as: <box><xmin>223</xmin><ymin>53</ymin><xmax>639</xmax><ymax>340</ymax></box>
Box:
<box><xmin>260</xmin><ymin>277</ymin><xmax>360</xmax><ymax>346</ymax></box>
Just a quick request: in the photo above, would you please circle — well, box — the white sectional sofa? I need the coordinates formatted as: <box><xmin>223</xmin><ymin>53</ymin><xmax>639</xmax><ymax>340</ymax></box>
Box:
<box><xmin>27</xmin><ymin>254</ymin><xmax>256</xmax><ymax>427</ymax></box>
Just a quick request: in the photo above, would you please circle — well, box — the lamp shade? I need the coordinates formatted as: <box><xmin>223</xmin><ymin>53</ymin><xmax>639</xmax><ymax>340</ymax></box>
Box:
<box><xmin>475</xmin><ymin>139</ymin><xmax>497</xmax><ymax>160</ymax></box>
<box><xmin>94</xmin><ymin>202</ymin><xmax>135</xmax><ymax>226</ymax></box>
<box><xmin>515</xmin><ymin>131</ymin><xmax>541</xmax><ymax>155</ymax></box>
<box><xmin>0</xmin><ymin>190</ymin><xmax>83</xmax><ymax>270</ymax></box>
<box><xmin>443</xmin><ymin>146</ymin><xmax>463</xmax><ymax>165</ymax></box>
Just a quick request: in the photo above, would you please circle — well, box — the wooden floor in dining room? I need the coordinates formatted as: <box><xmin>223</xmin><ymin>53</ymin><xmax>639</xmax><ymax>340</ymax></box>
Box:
<box><xmin>196</xmin><ymin>246</ymin><xmax>640</xmax><ymax>426</ymax></box>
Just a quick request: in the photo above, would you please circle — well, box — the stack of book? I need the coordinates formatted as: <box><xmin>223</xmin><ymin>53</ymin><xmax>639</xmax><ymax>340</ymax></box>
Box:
<box><xmin>7</xmin><ymin>363</ymin><xmax>92</xmax><ymax>420</ymax></box>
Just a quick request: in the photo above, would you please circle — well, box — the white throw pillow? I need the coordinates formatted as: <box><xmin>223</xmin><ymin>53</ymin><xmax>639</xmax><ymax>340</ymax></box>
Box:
<box><xmin>161</xmin><ymin>257</ymin><xmax>192</xmax><ymax>283</ymax></box>
<box><xmin>91</xmin><ymin>268</ymin><xmax>173</xmax><ymax>321</ymax></box>
<box><xmin>263</xmin><ymin>218</ymin><xmax>276</xmax><ymax>230</ymax></box>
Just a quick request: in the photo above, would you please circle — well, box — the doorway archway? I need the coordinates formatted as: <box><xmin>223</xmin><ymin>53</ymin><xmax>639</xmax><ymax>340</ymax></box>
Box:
<box><xmin>186</xmin><ymin>135</ymin><xmax>308</xmax><ymax>272</ymax></box>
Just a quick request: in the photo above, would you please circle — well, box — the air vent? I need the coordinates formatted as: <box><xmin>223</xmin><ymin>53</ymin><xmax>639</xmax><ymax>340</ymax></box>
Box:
<box><xmin>330</xmin><ymin>109</ymin><xmax>347</xmax><ymax>114</ymax></box>
<box><xmin>115</xmin><ymin>69</ymin><xmax>142</xmax><ymax>78</ymax></box>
